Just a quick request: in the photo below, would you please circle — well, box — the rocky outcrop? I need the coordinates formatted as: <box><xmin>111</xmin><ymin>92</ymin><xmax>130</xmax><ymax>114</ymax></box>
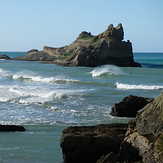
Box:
<box><xmin>98</xmin><ymin>23</ymin><xmax>124</xmax><ymax>41</ymax></box>
<box><xmin>127</xmin><ymin>93</ymin><xmax>163</xmax><ymax>163</ymax></box>
<box><xmin>0</xmin><ymin>54</ymin><xmax>11</xmax><ymax>60</ymax></box>
<box><xmin>60</xmin><ymin>124</ymin><xmax>128</xmax><ymax>163</ymax></box>
<box><xmin>60</xmin><ymin>93</ymin><xmax>163</xmax><ymax>163</ymax></box>
<box><xmin>107</xmin><ymin>93</ymin><xmax>163</xmax><ymax>163</ymax></box>
<box><xmin>13</xmin><ymin>49</ymin><xmax>53</xmax><ymax>62</ymax></box>
<box><xmin>0</xmin><ymin>124</ymin><xmax>25</xmax><ymax>132</ymax></box>
<box><xmin>110</xmin><ymin>95</ymin><xmax>154</xmax><ymax>117</ymax></box>
<box><xmin>13</xmin><ymin>24</ymin><xmax>141</xmax><ymax>67</ymax></box>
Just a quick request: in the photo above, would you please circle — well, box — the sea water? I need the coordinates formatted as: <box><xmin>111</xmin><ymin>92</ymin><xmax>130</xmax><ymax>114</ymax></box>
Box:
<box><xmin>0</xmin><ymin>52</ymin><xmax>163</xmax><ymax>163</ymax></box>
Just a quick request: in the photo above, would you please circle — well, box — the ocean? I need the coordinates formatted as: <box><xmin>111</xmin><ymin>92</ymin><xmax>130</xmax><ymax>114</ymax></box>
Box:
<box><xmin>0</xmin><ymin>51</ymin><xmax>163</xmax><ymax>163</ymax></box>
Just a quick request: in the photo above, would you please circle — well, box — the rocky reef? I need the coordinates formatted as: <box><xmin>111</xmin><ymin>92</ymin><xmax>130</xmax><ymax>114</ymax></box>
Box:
<box><xmin>60</xmin><ymin>94</ymin><xmax>163</xmax><ymax>163</ymax></box>
<box><xmin>13</xmin><ymin>24</ymin><xmax>141</xmax><ymax>67</ymax></box>
<box><xmin>0</xmin><ymin>54</ymin><xmax>11</xmax><ymax>60</ymax></box>
<box><xmin>0</xmin><ymin>124</ymin><xmax>25</xmax><ymax>132</ymax></box>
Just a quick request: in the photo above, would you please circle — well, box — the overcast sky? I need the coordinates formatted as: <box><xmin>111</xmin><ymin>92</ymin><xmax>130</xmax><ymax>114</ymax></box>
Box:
<box><xmin>0</xmin><ymin>0</ymin><xmax>163</xmax><ymax>52</ymax></box>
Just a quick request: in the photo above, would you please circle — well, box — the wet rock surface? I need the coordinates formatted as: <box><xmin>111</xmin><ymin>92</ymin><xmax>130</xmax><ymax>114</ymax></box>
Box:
<box><xmin>0</xmin><ymin>124</ymin><xmax>25</xmax><ymax>132</ymax></box>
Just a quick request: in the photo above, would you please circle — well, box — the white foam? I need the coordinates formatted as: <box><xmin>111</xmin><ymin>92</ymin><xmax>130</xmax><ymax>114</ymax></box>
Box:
<box><xmin>1</xmin><ymin>83</ymin><xmax>87</xmax><ymax>105</ymax></box>
<box><xmin>0</xmin><ymin>68</ymin><xmax>12</xmax><ymax>78</ymax></box>
<box><xmin>12</xmin><ymin>72</ymin><xmax>78</xmax><ymax>84</ymax></box>
<box><xmin>116</xmin><ymin>82</ymin><xmax>163</xmax><ymax>90</ymax></box>
<box><xmin>12</xmin><ymin>73</ymin><xmax>56</xmax><ymax>83</ymax></box>
<box><xmin>39</xmin><ymin>90</ymin><xmax>65</xmax><ymax>99</ymax></box>
<box><xmin>0</xmin><ymin>85</ymin><xmax>19</xmax><ymax>102</ymax></box>
<box><xmin>0</xmin><ymin>97</ymin><xmax>9</xmax><ymax>102</ymax></box>
<box><xmin>90</xmin><ymin>65</ymin><xmax>125</xmax><ymax>77</ymax></box>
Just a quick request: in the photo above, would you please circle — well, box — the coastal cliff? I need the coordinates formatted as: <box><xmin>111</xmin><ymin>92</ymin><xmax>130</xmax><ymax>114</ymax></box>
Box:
<box><xmin>60</xmin><ymin>93</ymin><xmax>163</xmax><ymax>163</ymax></box>
<box><xmin>13</xmin><ymin>24</ymin><xmax>141</xmax><ymax>67</ymax></box>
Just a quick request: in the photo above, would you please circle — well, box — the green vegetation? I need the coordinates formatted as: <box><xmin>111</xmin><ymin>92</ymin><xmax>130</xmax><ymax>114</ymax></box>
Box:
<box><xmin>60</xmin><ymin>49</ymin><xmax>74</xmax><ymax>60</ymax></box>
<box><xmin>155</xmin><ymin>133</ymin><xmax>163</xmax><ymax>160</ymax></box>
<box><xmin>79</xmin><ymin>34</ymin><xmax>93</xmax><ymax>40</ymax></box>
<box><xmin>50</xmin><ymin>56</ymin><xmax>57</xmax><ymax>61</ymax></box>
<box><xmin>80</xmin><ymin>34</ymin><xmax>100</xmax><ymax>44</ymax></box>
<box><xmin>79</xmin><ymin>32</ymin><xmax>100</xmax><ymax>42</ymax></box>
<box><xmin>91</xmin><ymin>35</ymin><xmax>100</xmax><ymax>43</ymax></box>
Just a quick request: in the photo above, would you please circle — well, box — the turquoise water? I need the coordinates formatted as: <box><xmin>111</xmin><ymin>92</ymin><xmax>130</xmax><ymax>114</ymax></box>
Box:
<box><xmin>0</xmin><ymin>52</ymin><xmax>163</xmax><ymax>162</ymax></box>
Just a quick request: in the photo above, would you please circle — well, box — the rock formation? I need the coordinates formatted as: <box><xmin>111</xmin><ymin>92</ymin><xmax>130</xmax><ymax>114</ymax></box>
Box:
<box><xmin>0</xmin><ymin>54</ymin><xmax>11</xmax><ymax>60</ymax></box>
<box><xmin>110</xmin><ymin>95</ymin><xmax>154</xmax><ymax>117</ymax></box>
<box><xmin>98</xmin><ymin>23</ymin><xmax>124</xmax><ymax>41</ymax></box>
<box><xmin>0</xmin><ymin>124</ymin><xmax>25</xmax><ymax>132</ymax></box>
<box><xmin>60</xmin><ymin>93</ymin><xmax>163</xmax><ymax>163</ymax></box>
<box><xmin>13</xmin><ymin>24</ymin><xmax>141</xmax><ymax>67</ymax></box>
<box><xmin>13</xmin><ymin>49</ymin><xmax>52</xmax><ymax>61</ymax></box>
<box><xmin>60</xmin><ymin>124</ymin><xmax>128</xmax><ymax>163</ymax></box>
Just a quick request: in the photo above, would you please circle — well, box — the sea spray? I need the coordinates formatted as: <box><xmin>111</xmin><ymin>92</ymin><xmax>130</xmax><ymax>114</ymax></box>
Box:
<box><xmin>90</xmin><ymin>64</ymin><xmax>126</xmax><ymax>77</ymax></box>
<box><xmin>116</xmin><ymin>82</ymin><xmax>163</xmax><ymax>90</ymax></box>
<box><xmin>0</xmin><ymin>68</ymin><xmax>12</xmax><ymax>78</ymax></box>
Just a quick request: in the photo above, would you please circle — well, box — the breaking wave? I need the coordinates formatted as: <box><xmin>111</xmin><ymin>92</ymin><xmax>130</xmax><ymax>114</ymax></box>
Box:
<box><xmin>90</xmin><ymin>65</ymin><xmax>126</xmax><ymax>77</ymax></box>
<box><xmin>0</xmin><ymin>83</ymin><xmax>89</xmax><ymax>105</ymax></box>
<box><xmin>12</xmin><ymin>72</ymin><xmax>78</xmax><ymax>84</ymax></box>
<box><xmin>115</xmin><ymin>82</ymin><xmax>163</xmax><ymax>90</ymax></box>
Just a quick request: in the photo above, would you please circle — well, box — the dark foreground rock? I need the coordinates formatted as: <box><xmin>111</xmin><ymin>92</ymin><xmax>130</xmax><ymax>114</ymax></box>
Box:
<box><xmin>60</xmin><ymin>123</ymin><xmax>128</xmax><ymax>163</ymax></box>
<box><xmin>60</xmin><ymin>93</ymin><xmax>163</xmax><ymax>163</ymax></box>
<box><xmin>0</xmin><ymin>54</ymin><xmax>11</xmax><ymax>60</ymax></box>
<box><xmin>110</xmin><ymin>95</ymin><xmax>154</xmax><ymax>117</ymax></box>
<box><xmin>13</xmin><ymin>24</ymin><xmax>141</xmax><ymax>67</ymax></box>
<box><xmin>0</xmin><ymin>124</ymin><xmax>25</xmax><ymax>132</ymax></box>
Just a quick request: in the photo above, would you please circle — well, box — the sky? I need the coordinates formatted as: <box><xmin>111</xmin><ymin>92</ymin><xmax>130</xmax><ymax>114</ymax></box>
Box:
<box><xmin>0</xmin><ymin>0</ymin><xmax>163</xmax><ymax>52</ymax></box>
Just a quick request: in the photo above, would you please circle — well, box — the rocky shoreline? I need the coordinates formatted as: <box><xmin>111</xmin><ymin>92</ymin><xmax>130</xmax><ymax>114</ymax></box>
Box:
<box><xmin>12</xmin><ymin>24</ymin><xmax>141</xmax><ymax>67</ymax></box>
<box><xmin>60</xmin><ymin>94</ymin><xmax>163</xmax><ymax>163</ymax></box>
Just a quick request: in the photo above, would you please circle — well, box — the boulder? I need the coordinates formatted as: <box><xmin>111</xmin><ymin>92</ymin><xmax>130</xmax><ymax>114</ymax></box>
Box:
<box><xmin>60</xmin><ymin>123</ymin><xmax>128</xmax><ymax>163</ymax></box>
<box><xmin>0</xmin><ymin>54</ymin><xmax>11</xmax><ymax>60</ymax></box>
<box><xmin>0</xmin><ymin>124</ymin><xmax>25</xmax><ymax>132</ymax></box>
<box><xmin>110</xmin><ymin>95</ymin><xmax>154</xmax><ymax>117</ymax></box>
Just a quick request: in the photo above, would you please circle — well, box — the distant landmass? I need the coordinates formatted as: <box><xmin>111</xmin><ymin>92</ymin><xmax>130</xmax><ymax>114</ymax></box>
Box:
<box><xmin>13</xmin><ymin>23</ymin><xmax>141</xmax><ymax>67</ymax></box>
